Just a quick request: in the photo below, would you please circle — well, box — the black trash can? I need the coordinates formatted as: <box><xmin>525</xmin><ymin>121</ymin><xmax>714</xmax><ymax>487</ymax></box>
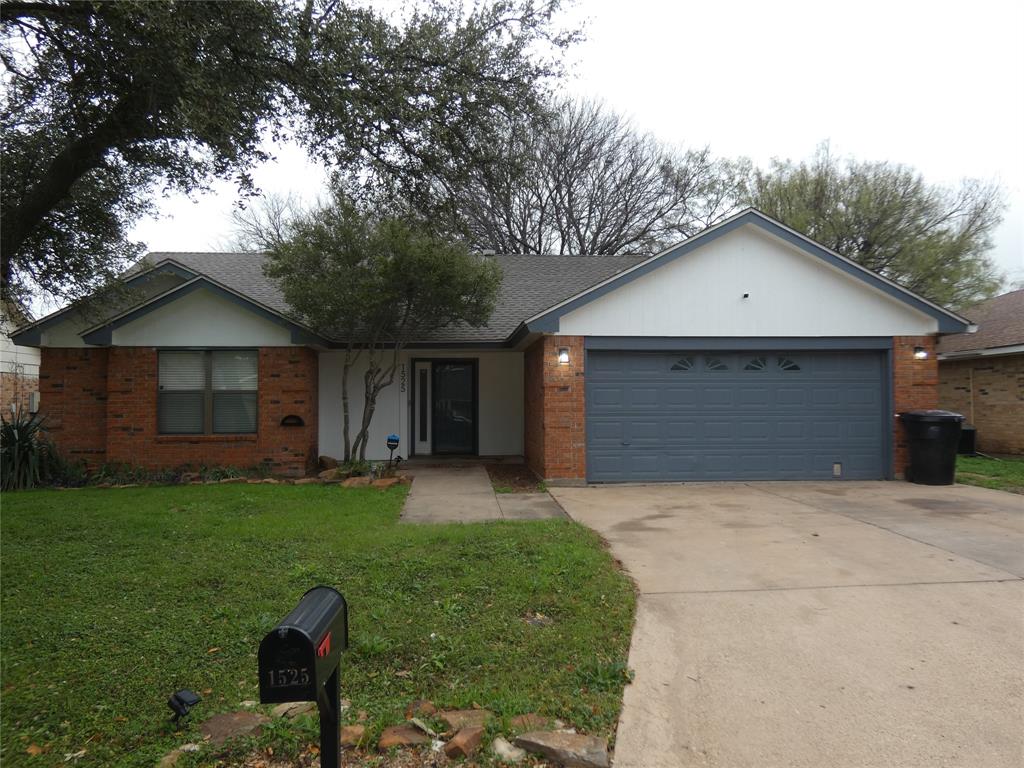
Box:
<box><xmin>899</xmin><ymin>410</ymin><xmax>965</xmax><ymax>485</ymax></box>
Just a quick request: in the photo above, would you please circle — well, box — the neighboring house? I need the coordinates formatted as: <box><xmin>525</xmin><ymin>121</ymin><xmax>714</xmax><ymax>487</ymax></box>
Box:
<box><xmin>937</xmin><ymin>288</ymin><xmax>1023</xmax><ymax>455</ymax></box>
<box><xmin>1</xmin><ymin>304</ymin><xmax>41</xmax><ymax>416</ymax></box>
<box><xmin>12</xmin><ymin>208</ymin><xmax>970</xmax><ymax>481</ymax></box>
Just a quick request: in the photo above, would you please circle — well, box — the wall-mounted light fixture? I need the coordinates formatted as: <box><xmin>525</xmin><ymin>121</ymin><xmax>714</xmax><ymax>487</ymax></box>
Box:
<box><xmin>913</xmin><ymin>346</ymin><xmax>929</xmax><ymax>360</ymax></box>
<box><xmin>557</xmin><ymin>347</ymin><xmax>570</xmax><ymax>365</ymax></box>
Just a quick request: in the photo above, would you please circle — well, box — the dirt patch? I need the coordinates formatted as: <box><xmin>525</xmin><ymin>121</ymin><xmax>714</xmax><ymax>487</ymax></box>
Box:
<box><xmin>486</xmin><ymin>463</ymin><xmax>544</xmax><ymax>493</ymax></box>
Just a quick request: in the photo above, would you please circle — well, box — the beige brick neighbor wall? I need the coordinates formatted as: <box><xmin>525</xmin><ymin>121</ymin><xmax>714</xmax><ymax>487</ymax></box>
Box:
<box><xmin>939</xmin><ymin>354</ymin><xmax>1024</xmax><ymax>455</ymax></box>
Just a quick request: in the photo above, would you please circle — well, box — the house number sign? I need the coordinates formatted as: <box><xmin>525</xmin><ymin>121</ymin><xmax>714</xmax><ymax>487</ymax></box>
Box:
<box><xmin>399</xmin><ymin>363</ymin><xmax>407</xmax><ymax>393</ymax></box>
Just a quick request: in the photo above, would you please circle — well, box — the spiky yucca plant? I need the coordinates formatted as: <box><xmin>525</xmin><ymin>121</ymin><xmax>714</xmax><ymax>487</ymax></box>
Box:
<box><xmin>0</xmin><ymin>407</ymin><xmax>55</xmax><ymax>491</ymax></box>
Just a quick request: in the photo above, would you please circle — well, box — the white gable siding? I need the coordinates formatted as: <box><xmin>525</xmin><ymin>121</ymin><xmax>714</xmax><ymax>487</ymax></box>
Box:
<box><xmin>318</xmin><ymin>349</ymin><xmax>523</xmax><ymax>461</ymax></box>
<box><xmin>1</xmin><ymin>318</ymin><xmax>40</xmax><ymax>376</ymax></box>
<box><xmin>111</xmin><ymin>288</ymin><xmax>294</xmax><ymax>347</ymax></box>
<box><xmin>557</xmin><ymin>225</ymin><xmax>939</xmax><ymax>337</ymax></box>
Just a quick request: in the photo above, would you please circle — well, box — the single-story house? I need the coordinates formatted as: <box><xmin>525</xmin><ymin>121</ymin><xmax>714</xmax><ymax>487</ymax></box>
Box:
<box><xmin>13</xmin><ymin>208</ymin><xmax>971</xmax><ymax>482</ymax></box>
<box><xmin>938</xmin><ymin>288</ymin><xmax>1023</xmax><ymax>455</ymax></box>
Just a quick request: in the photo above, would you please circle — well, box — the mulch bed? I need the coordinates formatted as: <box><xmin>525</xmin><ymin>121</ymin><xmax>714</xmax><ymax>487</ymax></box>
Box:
<box><xmin>485</xmin><ymin>463</ymin><xmax>543</xmax><ymax>492</ymax></box>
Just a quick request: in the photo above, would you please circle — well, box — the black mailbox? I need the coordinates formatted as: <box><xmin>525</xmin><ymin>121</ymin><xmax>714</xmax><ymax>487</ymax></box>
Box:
<box><xmin>259</xmin><ymin>586</ymin><xmax>348</xmax><ymax>768</ymax></box>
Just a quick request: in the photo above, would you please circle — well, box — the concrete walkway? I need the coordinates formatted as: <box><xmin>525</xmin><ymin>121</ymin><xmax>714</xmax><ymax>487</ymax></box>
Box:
<box><xmin>401</xmin><ymin>465</ymin><xmax>565</xmax><ymax>523</ymax></box>
<box><xmin>552</xmin><ymin>481</ymin><xmax>1024</xmax><ymax>768</ymax></box>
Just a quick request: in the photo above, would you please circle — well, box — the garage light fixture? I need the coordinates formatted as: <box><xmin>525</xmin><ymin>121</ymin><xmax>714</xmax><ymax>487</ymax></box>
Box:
<box><xmin>557</xmin><ymin>348</ymin><xmax>570</xmax><ymax>365</ymax></box>
<box><xmin>913</xmin><ymin>346</ymin><xmax>929</xmax><ymax>360</ymax></box>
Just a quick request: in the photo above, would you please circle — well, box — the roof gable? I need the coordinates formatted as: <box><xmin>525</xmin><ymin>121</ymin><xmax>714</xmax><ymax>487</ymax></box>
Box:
<box><xmin>554</xmin><ymin>224</ymin><xmax>943</xmax><ymax>338</ymax></box>
<box><xmin>525</xmin><ymin>209</ymin><xmax>971</xmax><ymax>335</ymax></box>
<box><xmin>80</xmin><ymin>271</ymin><xmax>328</xmax><ymax>347</ymax></box>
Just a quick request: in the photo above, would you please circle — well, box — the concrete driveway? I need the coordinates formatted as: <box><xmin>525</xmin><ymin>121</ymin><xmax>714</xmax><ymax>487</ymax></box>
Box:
<box><xmin>551</xmin><ymin>482</ymin><xmax>1024</xmax><ymax>768</ymax></box>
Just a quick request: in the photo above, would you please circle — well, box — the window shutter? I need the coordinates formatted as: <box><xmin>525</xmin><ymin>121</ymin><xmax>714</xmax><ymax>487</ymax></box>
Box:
<box><xmin>212</xmin><ymin>351</ymin><xmax>258</xmax><ymax>390</ymax></box>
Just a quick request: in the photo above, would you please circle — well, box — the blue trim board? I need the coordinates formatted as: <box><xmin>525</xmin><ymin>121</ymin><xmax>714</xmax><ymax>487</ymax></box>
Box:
<box><xmin>527</xmin><ymin>211</ymin><xmax>969</xmax><ymax>335</ymax></box>
<box><xmin>81</xmin><ymin>278</ymin><xmax>331</xmax><ymax>347</ymax></box>
<box><xmin>585</xmin><ymin>337</ymin><xmax>894</xmax><ymax>351</ymax></box>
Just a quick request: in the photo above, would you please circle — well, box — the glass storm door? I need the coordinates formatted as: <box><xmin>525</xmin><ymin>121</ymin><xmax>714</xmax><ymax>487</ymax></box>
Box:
<box><xmin>431</xmin><ymin>362</ymin><xmax>476</xmax><ymax>454</ymax></box>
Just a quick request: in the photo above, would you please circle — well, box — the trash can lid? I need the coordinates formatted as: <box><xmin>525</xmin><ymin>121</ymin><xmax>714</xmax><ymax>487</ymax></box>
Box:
<box><xmin>899</xmin><ymin>409</ymin><xmax>965</xmax><ymax>423</ymax></box>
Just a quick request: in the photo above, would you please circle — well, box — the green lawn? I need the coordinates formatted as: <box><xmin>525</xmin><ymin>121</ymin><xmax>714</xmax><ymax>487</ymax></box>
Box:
<box><xmin>1</xmin><ymin>484</ymin><xmax>635</xmax><ymax>767</ymax></box>
<box><xmin>956</xmin><ymin>455</ymin><xmax>1024</xmax><ymax>494</ymax></box>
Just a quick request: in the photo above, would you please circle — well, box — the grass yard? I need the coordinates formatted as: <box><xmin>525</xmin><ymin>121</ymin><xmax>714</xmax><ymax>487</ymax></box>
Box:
<box><xmin>956</xmin><ymin>455</ymin><xmax>1024</xmax><ymax>494</ymax></box>
<box><xmin>1</xmin><ymin>484</ymin><xmax>635</xmax><ymax>768</ymax></box>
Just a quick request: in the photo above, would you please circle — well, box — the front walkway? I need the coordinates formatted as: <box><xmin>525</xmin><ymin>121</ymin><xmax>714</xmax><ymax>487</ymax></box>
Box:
<box><xmin>401</xmin><ymin>465</ymin><xmax>565</xmax><ymax>523</ymax></box>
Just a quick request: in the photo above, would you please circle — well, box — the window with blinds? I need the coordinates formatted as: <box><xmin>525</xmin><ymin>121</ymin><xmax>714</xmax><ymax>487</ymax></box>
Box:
<box><xmin>158</xmin><ymin>350</ymin><xmax>258</xmax><ymax>434</ymax></box>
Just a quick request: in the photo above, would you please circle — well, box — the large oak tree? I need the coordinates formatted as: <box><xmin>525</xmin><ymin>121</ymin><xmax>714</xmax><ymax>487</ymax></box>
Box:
<box><xmin>0</xmin><ymin>0</ymin><xmax>573</xmax><ymax>307</ymax></box>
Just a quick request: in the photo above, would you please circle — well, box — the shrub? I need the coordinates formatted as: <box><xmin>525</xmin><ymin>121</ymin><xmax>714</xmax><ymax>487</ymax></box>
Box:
<box><xmin>340</xmin><ymin>459</ymin><xmax>371</xmax><ymax>477</ymax></box>
<box><xmin>0</xmin><ymin>408</ymin><xmax>59</xmax><ymax>490</ymax></box>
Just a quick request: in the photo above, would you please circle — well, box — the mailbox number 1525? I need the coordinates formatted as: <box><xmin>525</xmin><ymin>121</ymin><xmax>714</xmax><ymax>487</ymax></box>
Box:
<box><xmin>268</xmin><ymin>667</ymin><xmax>310</xmax><ymax>687</ymax></box>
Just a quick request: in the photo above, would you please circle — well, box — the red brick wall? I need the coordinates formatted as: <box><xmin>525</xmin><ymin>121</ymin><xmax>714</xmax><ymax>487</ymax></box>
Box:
<box><xmin>523</xmin><ymin>336</ymin><xmax>586</xmax><ymax>482</ymax></box>
<box><xmin>38</xmin><ymin>348</ymin><xmax>109</xmax><ymax>466</ymax></box>
<box><xmin>893</xmin><ymin>335</ymin><xmax>939</xmax><ymax>477</ymax></box>
<box><xmin>939</xmin><ymin>354</ymin><xmax>1023</xmax><ymax>455</ymax></box>
<box><xmin>39</xmin><ymin>346</ymin><xmax>318</xmax><ymax>476</ymax></box>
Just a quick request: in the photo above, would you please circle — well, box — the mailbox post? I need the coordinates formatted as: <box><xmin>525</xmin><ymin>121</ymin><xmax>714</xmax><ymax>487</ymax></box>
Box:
<box><xmin>259</xmin><ymin>586</ymin><xmax>348</xmax><ymax>768</ymax></box>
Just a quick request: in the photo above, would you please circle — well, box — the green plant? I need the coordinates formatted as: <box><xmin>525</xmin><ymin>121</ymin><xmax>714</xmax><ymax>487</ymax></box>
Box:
<box><xmin>48</xmin><ymin>453</ymin><xmax>90</xmax><ymax>487</ymax></box>
<box><xmin>0</xmin><ymin>407</ymin><xmax>58</xmax><ymax>490</ymax></box>
<box><xmin>575</xmin><ymin>660</ymin><xmax>634</xmax><ymax>693</ymax></box>
<box><xmin>341</xmin><ymin>459</ymin><xmax>371</xmax><ymax>477</ymax></box>
<box><xmin>199</xmin><ymin>465</ymin><xmax>245</xmax><ymax>482</ymax></box>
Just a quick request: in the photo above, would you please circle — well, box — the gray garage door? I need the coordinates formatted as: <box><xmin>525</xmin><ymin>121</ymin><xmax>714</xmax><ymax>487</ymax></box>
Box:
<box><xmin>586</xmin><ymin>350</ymin><xmax>886</xmax><ymax>482</ymax></box>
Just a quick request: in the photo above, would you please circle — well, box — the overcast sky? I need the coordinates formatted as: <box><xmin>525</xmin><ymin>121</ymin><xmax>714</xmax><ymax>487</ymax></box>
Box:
<box><xmin>131</xmin><ymin>0</ymin><xmax>1024</xmax><ymax>286</ymax></box>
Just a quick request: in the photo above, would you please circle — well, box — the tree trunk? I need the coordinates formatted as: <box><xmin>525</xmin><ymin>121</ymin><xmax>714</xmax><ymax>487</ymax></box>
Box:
<box><xmin>351</xmin><ymin>344</ymin><xmax>401</xmax><ymax>462</ymax></box>
<box><xmin>339</xmin><ymin>343</ymin><xmax>360</xmax><ymax>462</ymax></box>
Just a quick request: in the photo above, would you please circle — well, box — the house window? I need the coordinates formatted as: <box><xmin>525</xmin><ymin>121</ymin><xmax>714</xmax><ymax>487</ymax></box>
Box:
<box><xmin>777</xmin><ymin>357</ymin><xmax>801</xmax><ymax>371</ymax></box>
<box><xmin>158</xmin><ymin>350</ymin><xmax>258</xmax><ymax>434</ymax></box>
<box><xmin>670</xmin><ymin>356</ymin><xmax>695</xmax><ymax>371</ymax></box>
<box><xmin>705</xmin><ymin>357</ymin><xmax>729</xmax><ymax>371</ymax></box>
<box><xmin>744</xmin><ymin>356</ymin><xmax>768</xmax><ymax>371</ymax></box>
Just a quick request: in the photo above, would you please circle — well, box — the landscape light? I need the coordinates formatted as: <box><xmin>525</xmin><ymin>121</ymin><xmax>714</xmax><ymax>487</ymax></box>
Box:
<box><xmin>167</xmin><ymin>689</ymin><xmax>201</xmax><ymax>725</ymax></box>
<box><xmin>913</xmin><ymin>346</ymin><xmax>929</xmax><ymax>360</ymax></box>
<box><xmin>557</xmin><ymin>348</ymin><xmax>570</xmax><ymax>365</ymax></box>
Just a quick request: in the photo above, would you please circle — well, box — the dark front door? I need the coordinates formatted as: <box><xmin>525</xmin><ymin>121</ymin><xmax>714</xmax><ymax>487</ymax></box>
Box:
<box><xmin>432</xmin><ymin>362</ymin><xmax>476</xmax><ymax>454</ymax></box>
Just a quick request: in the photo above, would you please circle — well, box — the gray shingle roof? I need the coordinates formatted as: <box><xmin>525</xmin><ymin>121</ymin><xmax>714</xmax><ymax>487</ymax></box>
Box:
<box><xmin>143</xmin><ymin>251</ymin><xmax>645</xmax><ymax>344</ymax></box>
<box><xmin>936</xmin><ymin>288</ymin><xmax>1024</xmax><ymax>354</ymax></box>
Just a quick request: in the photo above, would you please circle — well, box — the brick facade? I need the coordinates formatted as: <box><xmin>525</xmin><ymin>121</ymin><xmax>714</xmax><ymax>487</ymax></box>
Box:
<box><xmin>892</xmin><ymin>335</ymin><xmax>939</xmax><ymax>477</ymax></box>
<box><xmin>939</xmin><ymin>354</ymin><xmax>1023</xmax><ymax>455</ymax></box>
<box><xmin>38</xmin><ymin>346</ymin><xmax>318</xmax><ymax>476</ymax></box>
<box><xmin>523</xmin><ymin>335</ymin><xmax>586</xmax><ymax>482</ymax></box>
<box><xmin>38</xmin><ymin>348</ymin><xmax>110</xmax><ymax>464</ymax></box>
